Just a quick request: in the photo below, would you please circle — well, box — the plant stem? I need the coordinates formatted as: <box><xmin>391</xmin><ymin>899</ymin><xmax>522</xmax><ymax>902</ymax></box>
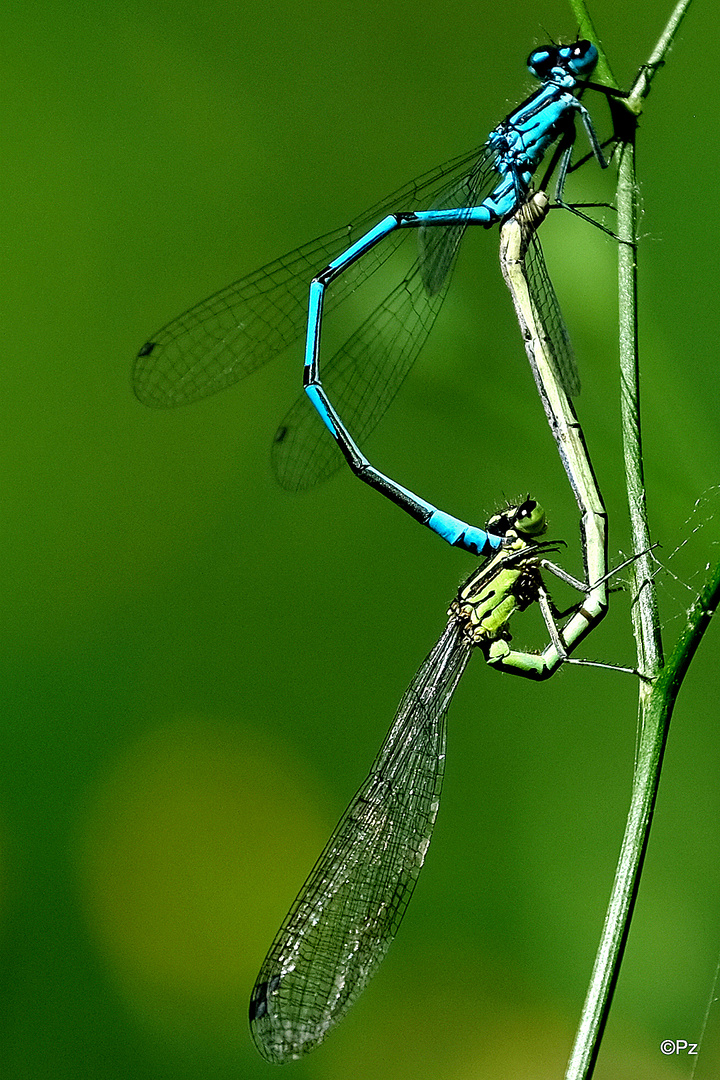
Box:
<box><xmin>564</xmin><ymin>2</ymin><xmax>697</xmax><ymax>1077</ymax></box>
<box><xmin>627</xmin><ymin>0</ymin><xmax>694</xmax><ymax>111</ymax></box>
<box><xmin>616</xmin><ymin>125</ymin><xmax>664</xmax><ymax>679</ymax></box>
<box><xmin>617</xmin><ymin>0</ymin><xmax>692</xmax><ymax>679</ymax></box>
<box><xmin>565</xmin><ymin>562</ymin><xmax>720</xmax><ymax>1080</ymax></box>
<box><xmin>567</xmin><ymin>0</ymin><xmax>618</xmax><ymax>88</ymax></box>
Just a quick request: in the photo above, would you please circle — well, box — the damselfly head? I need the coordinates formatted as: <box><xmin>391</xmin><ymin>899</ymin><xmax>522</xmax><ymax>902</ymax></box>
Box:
<box><xmin>486</xmin><ymin>499</ymin><xmax>547</xmax><ymax>540</ymax></box>
<box><xmin>527</xmin><ymin>40</ymin><xmax>598</xmax><ymax>82</ymax></box>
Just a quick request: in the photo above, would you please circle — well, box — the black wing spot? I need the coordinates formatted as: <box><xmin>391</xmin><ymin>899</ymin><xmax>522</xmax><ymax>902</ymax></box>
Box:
<box><xmin>249</xmin><ymin>974</ymin><xmax>280</xmax><ymax>1022</ymax></box>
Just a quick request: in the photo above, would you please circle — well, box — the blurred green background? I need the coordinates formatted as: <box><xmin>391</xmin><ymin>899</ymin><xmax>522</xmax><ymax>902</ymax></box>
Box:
<box><xmin>0</xmin><ymin>0</ymin><xmax>717</xmax><ymax>1077</ymax></box>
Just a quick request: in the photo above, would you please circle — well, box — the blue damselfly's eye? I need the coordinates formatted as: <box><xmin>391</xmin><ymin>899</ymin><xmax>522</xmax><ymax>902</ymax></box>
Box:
<box><xmin>527</xmin><ymin>46</ymin><xmax>558</xmax><ymax>80</ymax></box>
<box><xmin>560</xmin><ymin>40</ymin><xmax>599</xmax><ymax>76</ymax></box>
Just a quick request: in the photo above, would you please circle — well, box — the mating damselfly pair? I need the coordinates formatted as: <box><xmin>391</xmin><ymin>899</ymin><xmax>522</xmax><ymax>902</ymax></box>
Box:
<box><xmin>134</xmin><ymin>39</ymin><xmax>625</xmax><ymax>1063</ymax></box>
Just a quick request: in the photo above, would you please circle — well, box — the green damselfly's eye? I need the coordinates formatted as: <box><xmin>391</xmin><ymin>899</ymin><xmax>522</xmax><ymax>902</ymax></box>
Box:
<box><xmin>514</xmin><ymin>499</ymin><xmax>547</xmax><ymax>537</ymax></box>
<box><xmin>485</xmin><ymin>499</ymin><xmax>545</xmax><ymax>539</ymax></box>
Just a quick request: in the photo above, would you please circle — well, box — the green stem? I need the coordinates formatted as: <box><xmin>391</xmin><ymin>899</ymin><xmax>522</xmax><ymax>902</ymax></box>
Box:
<box><xmin>563</xmin><ymin>1</ymin><xmax>697</xmax><ymax>1077</ymax></box>
<box><xmin>567</xmin><ymin>0</ymin><xmax>619</xmax><ymax>89</ymax></box>
<box><xmin>565</xmin><ymin>563</ymin><xmax>720</xmax><ymax>1080</ymax></box>
<box><xmin>627</xmin><ymin>0</ymin><xmax>694</xmax><ymax>111</ymax></box>
<box><xmin>617</xmin><ymin>0</ymin><xmax>694</xmax><ymax>680</ymax></box>
<box><xmin>616</xmin><ymin>124</ymin><xmax>664</xmax><ymax>678</ymax></box>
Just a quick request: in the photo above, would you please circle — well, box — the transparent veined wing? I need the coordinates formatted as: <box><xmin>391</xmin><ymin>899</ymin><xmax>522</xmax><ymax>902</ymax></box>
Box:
<box><xmin>524</xmin><ymin>228</ymin><xmax>581</xmax><ymax>398</ymax></box>
<box><xmin>133</xmin><ymin>144</ymin><xmax>497</xmax><ymax>409</ymax></box>
<box><xmin>271</xmin><ymin>151</ymin><xmax>499</xmax><ymax>490</ymax></box>
<box><xmin>134</xmin><ymin>146</ymin><xmax>505</xmax><ymax>489</ymax></box>
<box><xmin>272</xmin><ymin>249</ymin><xmax>454</xmax><ymax>490</ymax></box>
<box><xmin>249</xmin><ymin>617</ymin><xmax>472</xmax><ymax>1063</ymax></box>
<box><xmin>418</xmin><ymin>151</ymin><xmax>498</xmax><ymax>296</ymax></box>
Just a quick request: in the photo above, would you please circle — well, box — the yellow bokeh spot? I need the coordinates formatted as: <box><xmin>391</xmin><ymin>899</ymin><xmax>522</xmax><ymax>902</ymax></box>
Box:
<box><xmin>75</xmin><ymin>716</ymin><xmax>329</xmax><ymax>1044</ymax></box>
